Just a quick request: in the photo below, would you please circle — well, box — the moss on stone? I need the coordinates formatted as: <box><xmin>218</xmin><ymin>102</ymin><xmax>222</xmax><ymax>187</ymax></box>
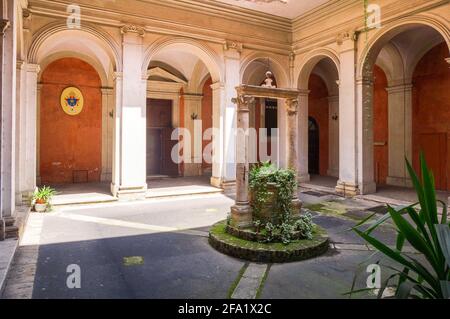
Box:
<box><xmin>209</xmin><ymin>221</ymin><xmax>329</xmax><ymax>263</ymax></box>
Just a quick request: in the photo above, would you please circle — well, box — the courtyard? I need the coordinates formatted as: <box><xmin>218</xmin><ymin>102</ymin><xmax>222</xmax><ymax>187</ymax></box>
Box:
<box><xmin>2</xmin><ymin>188</ymin><xmax>405</xmax><ymax>299</ymax></box>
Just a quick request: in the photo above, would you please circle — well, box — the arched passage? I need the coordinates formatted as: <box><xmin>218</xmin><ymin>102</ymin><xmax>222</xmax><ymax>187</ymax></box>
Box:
<box><xmin>296</xmin><ymin>53</ymin><xmax>340</xmax><ymax>182</ymax></box>
<box><xmin>143</xmin><ymin>38</ymin><xmax>223</xmax><ymax>183</ymax></box>
<box><xmin>357</xmin><ymin>21</ymin><xmax>450</xmax><ymax>193</ymax></box>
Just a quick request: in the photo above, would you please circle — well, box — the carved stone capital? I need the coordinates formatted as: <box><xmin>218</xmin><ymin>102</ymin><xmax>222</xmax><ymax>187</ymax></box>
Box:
<box><xmin>232</xmin><ymin>95</ymin><xmax>255</xmax><ymax>112</ymax></box>
<box><xmin>285</xmin><ymin>98</ymin><xmax>298</xmax><ymax>116</ymax></box>
<box><xmin>336</xmin><ymin>30</ymin><xmax>358</xmax><ymax>45</ymax></box>
<box><xmin>224</xmin><ymin>41</ymin><xmax>243</xmax><ymax>53</ymax></box>
<box><xmin>120</xmin><ymin>25</ymin><xmax>145</xmax><ymax>37</ymax></box>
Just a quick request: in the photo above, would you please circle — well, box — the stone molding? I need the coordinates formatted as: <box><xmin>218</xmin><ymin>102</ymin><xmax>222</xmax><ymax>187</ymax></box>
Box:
<box><xmin>120</xmin><ymin>24</ymin><xmax>145</xmax><ymax>37</ymax></box>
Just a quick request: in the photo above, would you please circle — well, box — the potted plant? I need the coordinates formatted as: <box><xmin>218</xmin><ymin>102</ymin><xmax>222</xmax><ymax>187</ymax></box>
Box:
<box><xmin>33</xmin><ymin>186</ymin><xmax>57</xmax><ymax>213</ymax></box>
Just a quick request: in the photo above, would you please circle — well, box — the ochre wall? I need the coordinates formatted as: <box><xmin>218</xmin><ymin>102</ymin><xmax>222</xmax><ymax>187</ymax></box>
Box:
<box><xmin>412</xmin><ymin>42</ymin><xmax>450</xmax><ymax>191</ymax></box>
<box><xmin>202</xmin><ymin>77</ymin><xmax>213</xmax><ymax>171</ymax></box>
<box><xmin>308</xmin><ymin>73</ymin><xmax>329</xmax><ymax>176</ymax></box>
<box><xmin>40</xmin><ymin>58</ymin><xmax>102</xmax><ymax>184</ymax></box>
<box><xmin>373</xmin><ymin>65</ymin><xmax>389</xmax><ymax>185</ymax></box>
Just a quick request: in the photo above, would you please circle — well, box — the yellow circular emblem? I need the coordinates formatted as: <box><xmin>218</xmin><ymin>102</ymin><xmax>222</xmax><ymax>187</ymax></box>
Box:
<box><xmin>61</xmin><ymin>87</ymin><xmax>84</xmax><ymax>116</ymax></box>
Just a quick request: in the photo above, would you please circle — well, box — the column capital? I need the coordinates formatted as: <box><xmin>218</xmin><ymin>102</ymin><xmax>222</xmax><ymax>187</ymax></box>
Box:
<box><xmin>223</xmin><ymin>40</ymin><xmax>243</xmax><ymax>53</ymax></box>
<box><xmin>210</xmin><ymin>82</ymin><xmax>224</xmax><ymax>90</ymax></box>
<box><xmin>445</xmin><ymin>57</ymin><xmax>450</xmax><ymax>67</ymax></box>
<box><xmin>101</xmin><ymin>87</ymin><xmax>114</xmax><ymax>95</ymax></box>
<box><xmin>232</xmin><ymin>95</ymin><xmax>255</xmax><ymax>113</ymax></box>
<box><xmin>26</xmin><ymin>63</ymin><xmax>41</xmax><ymax>74</ymax></box>
<box><xmin>120</xmin><ymin>24</ymin><xmax>145</xmax><ymax>37</ymax></box>
<box><xmin>285</xmin><ymin>98</ymin><xmax>298</xmax><ymax>116</ymax></box>
<box><xmin>386</xmin><ymin>83</ymin><xmax>413</xmax><ymax>94</ymax></box>
<box><xmin>16</xmin><ymin>60</ymin><xmax>26</xmax><ymax>70</ymax></box>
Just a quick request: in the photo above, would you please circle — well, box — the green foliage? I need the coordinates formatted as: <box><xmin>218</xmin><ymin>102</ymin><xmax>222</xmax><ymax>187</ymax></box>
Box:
<box><xmin>350</xmin><ymin>155</ymin><xmax>450</xmax><ymax>299</ymax></box>
<box><xmin>33</xmin><ymin>186</ymin><xmax>57</xmax><ymax>204</ymax></box>
<box><xmin>249</xmin><ymin>161</ymin><xmax>297</xmax><ymax>223</ymax></box>
<box><xmin>249</xmin><ymin>162</ymin><xmax>314</xmax><ymax>245</ymax></box>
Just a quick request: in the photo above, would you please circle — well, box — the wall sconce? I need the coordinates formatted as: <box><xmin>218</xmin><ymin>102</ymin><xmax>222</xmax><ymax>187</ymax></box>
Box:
<box><xmin>191</xmin><ymin>113</ymin><xmax>198</xmax><ymax>120</ymax></box>
<box><xmin>332</xmin><ymin>114</ymin><xmax>339</xmax><ymax>121</ymax></box>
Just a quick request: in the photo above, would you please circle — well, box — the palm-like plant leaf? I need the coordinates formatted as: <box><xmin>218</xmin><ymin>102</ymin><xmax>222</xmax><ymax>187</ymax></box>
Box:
<box><xmin>349</xmin><ymin>155</ymin><xmax>449</xmax><ymax>299</ymax></box>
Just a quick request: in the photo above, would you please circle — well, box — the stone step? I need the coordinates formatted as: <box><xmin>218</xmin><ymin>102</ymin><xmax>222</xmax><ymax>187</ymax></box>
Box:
<box><xmin>5</xmin><ymin>225</ymin><xmax>19</xmax><ymax>239</ymax></box>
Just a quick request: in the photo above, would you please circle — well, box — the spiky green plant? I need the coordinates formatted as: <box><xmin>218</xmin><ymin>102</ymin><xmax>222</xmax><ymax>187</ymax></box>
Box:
<box><xmin>350</xmin><ymin>155</ymin><xmax>449</xmax><ymax>299</ymax></box>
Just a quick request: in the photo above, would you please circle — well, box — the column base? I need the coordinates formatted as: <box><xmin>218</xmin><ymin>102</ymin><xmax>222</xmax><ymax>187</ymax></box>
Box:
<box><xmin>230</xmin><ymin>203</ymin><xmax>253</xmax><ymax>229</ymax></box>
<box><xmin>335</xmin><ymin>181</ymin><xmax>360</xmax><ymax>197</ymax></box>
<box><xmin>211</xmin><ymin>177</ymin><xmax>236</xmax><ymax>194</ymax></box>
<box><xmin>111</xmin><ymin>183</ymin><xmax>147</xmax><ymax>201</ymax></box>
<box><xmin>386</xmin><ymin>176</ymin><xmax>412</xmax><ymax>188</ymax></box>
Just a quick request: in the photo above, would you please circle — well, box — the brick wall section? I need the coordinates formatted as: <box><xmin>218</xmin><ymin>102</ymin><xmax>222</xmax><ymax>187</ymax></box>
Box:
<box><xmin>40</xmin><ymin>58</ymin><xmax>102</xmax><ymax>184</ymax></box>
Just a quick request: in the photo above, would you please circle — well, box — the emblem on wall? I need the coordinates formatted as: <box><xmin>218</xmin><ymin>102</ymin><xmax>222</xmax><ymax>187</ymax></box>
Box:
<box><xmin>60</xmin><ymin>87</ymin><xmax>84</xmax><ymax>116</ymax></box>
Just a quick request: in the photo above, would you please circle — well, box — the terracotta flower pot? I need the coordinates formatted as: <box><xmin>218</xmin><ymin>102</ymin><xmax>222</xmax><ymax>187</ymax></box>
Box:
<box><xmin>34</xmin><ymin>202</ymin><xmax>48</xmax><ymax>213</ymax></box>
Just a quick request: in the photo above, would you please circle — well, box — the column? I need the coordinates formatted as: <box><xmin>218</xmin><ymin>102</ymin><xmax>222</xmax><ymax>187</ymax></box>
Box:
<box><xmin>297</xmin><ymin>89</ymin><xmax>310</xmax><ymax>182</ymax></box>
<box><xmin>230</xmin><ymin>95</ymin><xmax>254</xmax><ymax>228</ymax></box>
<box><xmin>210</xmin><ymin>82</ymin><xmax>226</xmax><ymax>187</ymax></box>
<box><xmin>101</xmin><ymin>87</ymin><xmax>114</xmax><ymax>182</ymax></box>
<box><xmin>1</xmin><ymin>2</ymin><xmax>17</xmax><ymax>239</ymax></box>
<box><xmin>356</xmin><ymin>75</ymin><xmax>377</xmax><ymax>195</ymax></box>
<box><xmin>16</xmin><ymin>60</ymin><xmax>27</xmax><ymax>204</ymax></box>
<box><xmin>210</xmin><ymin>43</ymin><xmax>240</xmax><ymax>190</ymax></box>
<box><xmin>23</xmin><ymin>64</ymin><xmax>40</xmax><ymax>196</ymax></box>
<box><xmin>386</xmin><ymin>84</ymin><xmax>413</xmax><ymax>187</ymax></box>
<box><xmin>286</xmin><ymin>97</ymin><xmax>302</xmax><ymax>217</ymax></box>
<box><xmin>327</xmin><ymin>95</ymin><xmax>339</xmax><ymax>177</ymax></box>
<box><xmin>336</xmin><ymin>33</ymin><xmax>360</xmax><ymax>196</ymax></box>
<box><xmin>111</xmin><ymin>25</ymin><xmax>147</xmax><ymax>200</ymax></box>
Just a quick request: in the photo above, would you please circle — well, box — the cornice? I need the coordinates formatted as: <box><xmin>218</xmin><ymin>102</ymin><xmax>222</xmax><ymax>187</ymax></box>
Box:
<box><xmin>28</xmin><ymin>0</ymin><xmax>292</xmax><ymax>54</ymax></box>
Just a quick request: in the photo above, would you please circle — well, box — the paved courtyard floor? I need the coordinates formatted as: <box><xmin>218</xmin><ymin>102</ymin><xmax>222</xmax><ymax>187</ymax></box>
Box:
<box><xmin>1</xmin><ymin>190</ymin><xmax>410</xmax><ymax>299</ymax></box>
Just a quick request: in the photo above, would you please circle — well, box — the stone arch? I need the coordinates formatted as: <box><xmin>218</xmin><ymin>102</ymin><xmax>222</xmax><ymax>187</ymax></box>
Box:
<box><xmin>38</xmin><ymin>52</ymin><xmax>109</xmax><ymax>87</ymax></box>
<box><xmin>295</xmin><ymin>48</ymin><xmax>340</xmax><ymax>89</ymax></box>
<box><xmin>142</xmin><ymin>37</ymin><xmax>223</xmax><ymax>83</ymax></box>
<box><xmin>356</xmin><ymin>16</ymin><xmax>450</xmax><ymax>194</ymax></box>
<box><xmin>28</xmin><ymin>21</ymin><xmax>121</xmax><ymax>73</ymax></box>
<box><xmin>375</xmin><ymin>42</ymin><xmax>405</xmax><ymax>85</ymax></box>
<box><xmin>357</xmin><ymin>15</ymin><xmax>450</xmax><ymax>79</ymax></box>
<box><xmin>240</xmin><ymin>52</ymin><xmax>289</xmax><ymax>88</ymax></box>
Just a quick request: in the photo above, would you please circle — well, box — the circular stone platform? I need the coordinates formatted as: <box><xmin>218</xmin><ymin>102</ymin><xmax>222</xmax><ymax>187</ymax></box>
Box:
<box><xmin>209</xmin><ymin>221</ymin><xmax>329</xmax><ymax>263</ymax></box>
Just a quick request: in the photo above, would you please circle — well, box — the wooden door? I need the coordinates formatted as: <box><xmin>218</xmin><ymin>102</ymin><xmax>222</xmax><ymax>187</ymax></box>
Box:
<box><xmin>146</xmin><ymin>99</ymin><xmax>177</xmax><ymax>176</ymax></box>
<box><xmin>147</xmin><ymin>128</ymin><xmax>162</xmax><ymax>176</ymax></box>
<box><xmin>418</xmin><ymin>133</ymin><xmax>447</xmax><ymax>190</ymax></box>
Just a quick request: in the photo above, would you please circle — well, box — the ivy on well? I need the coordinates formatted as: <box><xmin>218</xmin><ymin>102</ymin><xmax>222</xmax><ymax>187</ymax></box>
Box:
<box><xmin>249</xmin><ymin>162</ymin><xmax>314</xmax><ymax>244</ymax></box>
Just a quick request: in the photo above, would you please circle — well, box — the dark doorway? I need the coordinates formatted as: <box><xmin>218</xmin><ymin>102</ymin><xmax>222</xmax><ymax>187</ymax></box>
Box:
<box><xmin>308</xmin><ymin>117</ymin><xmax>320</xmax><ymax>175</ymax></box>
<box><xmin>265</xmin><ymin>99</ymin><xmax>278</xmax><ymax>157</ymax></box>
<box><xmin>146</xmin><ymin>99</ymin><xmax>179</xmax><ymax>177</ymax></box>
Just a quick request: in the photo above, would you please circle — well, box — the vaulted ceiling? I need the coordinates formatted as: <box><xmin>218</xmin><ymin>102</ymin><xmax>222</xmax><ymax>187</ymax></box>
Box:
<box><xmin>213</xmin><ymin>0</ymin><xmax>330</xmax><ymax>19</ymax></box>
